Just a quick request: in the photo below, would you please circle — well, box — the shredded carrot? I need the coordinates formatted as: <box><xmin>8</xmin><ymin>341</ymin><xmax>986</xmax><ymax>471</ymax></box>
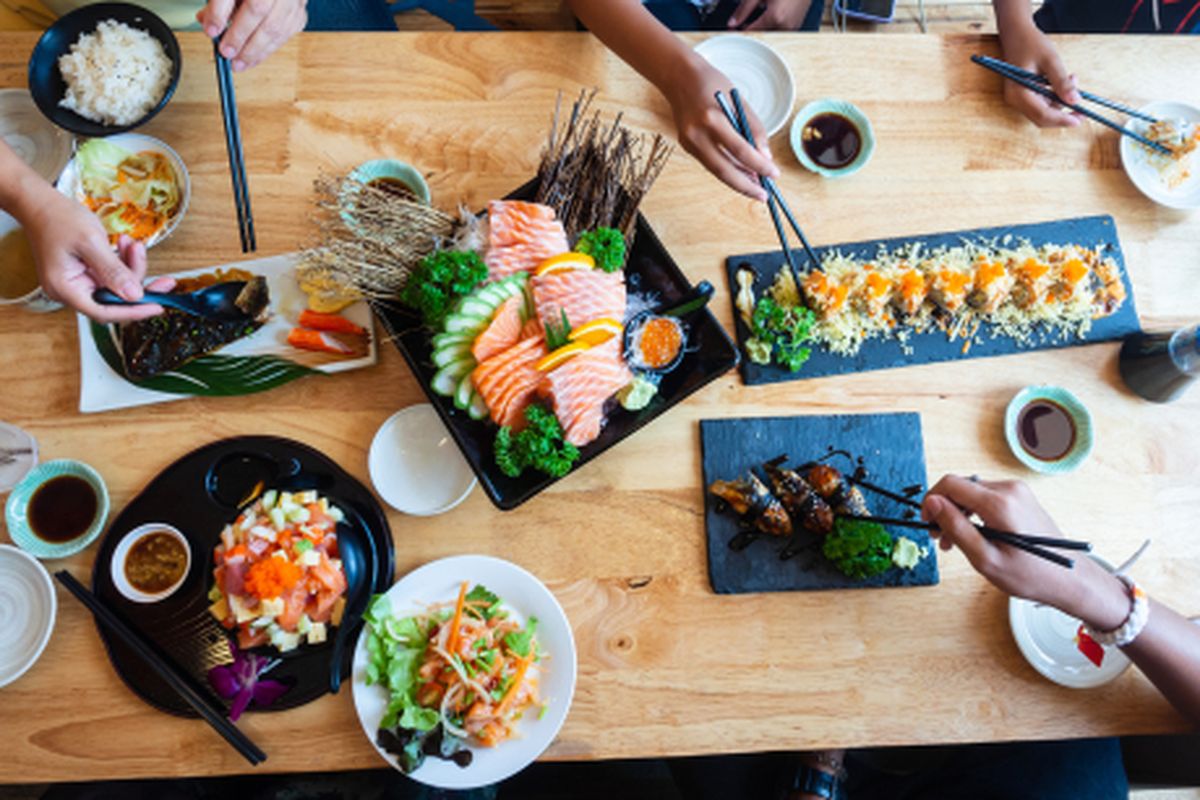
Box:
<box><xmin>445</xmin><ymin>580</ymin><xmax>469</xmax><ymax>655</ymax></box>
<box><xmin>497</xmin><ymin>655</ymin><xmax>533</xmax><ymax>714</ymax></box>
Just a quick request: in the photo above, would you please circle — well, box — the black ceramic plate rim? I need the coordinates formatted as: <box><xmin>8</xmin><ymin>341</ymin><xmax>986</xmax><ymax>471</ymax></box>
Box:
<box><xmin>28</xmin><ymin>2</ymin><xmax>182</xmax><ymax>137</ymax></box>
<box><xmin>377</xmin><ymin>191</ymin><xmax>740</xmax><ymax>510</ymax></box>
<box><xmin>89</xmin><ymin>435</ymin><xmax>394</xmax><ymax>717</ymax></box>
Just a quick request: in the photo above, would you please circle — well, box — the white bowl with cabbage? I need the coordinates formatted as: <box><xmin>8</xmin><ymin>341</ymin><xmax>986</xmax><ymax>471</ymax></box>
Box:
<box><xmin>56</xmin><ymin>132</ymin><xmax>189</xmax><ymax>249</ymax></box>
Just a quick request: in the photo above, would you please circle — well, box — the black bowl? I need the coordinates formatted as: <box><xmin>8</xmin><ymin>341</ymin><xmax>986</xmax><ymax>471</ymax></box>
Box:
<box><xmin>27</xmin><ymin>2</ymin><xmax>182</xmax><ymax>137</ymax></box>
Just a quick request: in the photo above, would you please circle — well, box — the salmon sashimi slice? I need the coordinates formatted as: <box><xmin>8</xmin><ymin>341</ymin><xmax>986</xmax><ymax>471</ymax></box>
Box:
<box><xmin>472</xmin><ymin>295</ymin><xmax>524</xmax><ymax>363</ymax></box>
<box><xmin>472</xmin><ymin>336</ymin><xmax>547</xmax><ymax>408</ymax></box>
<box><xmin>487</xmin><ymin>200</ymin><xmax>556</xmax><ymax>245</ymax></box>
<box><xmin>520</xmin><ymin>314</ymin><xmax>543</xmax><ymax>340</ymax></box>
<box><xmin>485</xmin><ymin>200</ymin><xmax>569</xmax><ymax>280</ymax></box>
<box><xmin>492</xmin><ymin>365</ymin><xmax>543</xmax><ymax>428</ymax></box>
<box><xmin>541</xmin><ymin>338</ymin><xmax>632</xmax><ymax>448</ymax></box>
<box><xmin>276</xmin><ymin>582</ymin><xmax>311</xmax><ymax>632</ymax></box>
<box><xmin>533</xmin><ymin>269</ymin><xmax>626</xmax><ymax>329</ymax></box>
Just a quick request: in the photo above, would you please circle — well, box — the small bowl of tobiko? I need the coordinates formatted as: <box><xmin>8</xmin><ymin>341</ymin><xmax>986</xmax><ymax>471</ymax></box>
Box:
<box><xmin>111</xmin><ymin>522</ymin><xmax>191</xmax><ymax>603</ymax></box>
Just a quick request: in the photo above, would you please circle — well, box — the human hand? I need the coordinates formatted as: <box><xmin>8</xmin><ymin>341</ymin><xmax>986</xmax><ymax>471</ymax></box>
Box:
<box><xmin>22</xmin><ymin>188</ymin><xmax>173</xmax><ymax>323</ymax></box>
<box><xmin>728</xmin><ymin>0</ymin><xmax>815</xmax><ymax>31</ymax></box>
<box><xmin>667</xmin><ymin>58</ymin><xmax>780</xmax><ymax>200</ymax></box>
<box><xmin>198</xmin><ymin>0</ymin><xmax>307</xmax><ymax>72</ymax></box>
<box><xmin>922</xmin><ymin>475</ymin><xmax>1129</xmax><ymax>631</ymax></box>
<box><xmin>996</xmin><ymin>22</ymin><xmax>1081</xmax><ymax>128</ymax></box>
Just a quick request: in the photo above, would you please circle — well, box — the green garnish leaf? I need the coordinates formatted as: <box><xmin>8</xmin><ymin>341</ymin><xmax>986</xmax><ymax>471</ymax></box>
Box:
<box><xmin>400</xmin><ymin>249</ymin><xmax>488</xmax><ymax>327</ymax></box>
<box><xmin>576</xmin><ymin>227</ymin><xmax>627</xmax><ymax>273</ymax></box>
<box><xmin>747</xmin><ymin>295</ymin><xmax>815</xmax><ymax>373</ymax></box>
<box><xmin>503</xmin><ymin>616</ymin><xmax>539</xmax><ymax>658</ymax></box>
<box><xmin>494</xmin><ymin>404</ymin><xmax>580</xmax><ymax>479</ymax></box>
<box><xmin>823</xmin><ymin>518</ymin><xmax>894</xmax><ymax>579</ymax></box>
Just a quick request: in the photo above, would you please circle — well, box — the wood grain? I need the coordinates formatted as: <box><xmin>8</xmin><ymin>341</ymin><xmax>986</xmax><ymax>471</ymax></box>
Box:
<box><xmin>0</xmin><ymin>31</ymin><xmax>1197</xmax><ymax>783</ymax></box>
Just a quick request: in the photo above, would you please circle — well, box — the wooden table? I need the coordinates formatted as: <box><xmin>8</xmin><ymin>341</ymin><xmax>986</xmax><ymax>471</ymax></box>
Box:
<box><xmin>1</xmin><ymin>31</ymin><xmax>1197</xmax><ymax>784</ymax></box>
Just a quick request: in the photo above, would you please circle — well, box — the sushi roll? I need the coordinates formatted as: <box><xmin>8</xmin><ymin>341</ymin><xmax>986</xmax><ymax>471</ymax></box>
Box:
<box><xmin>764</xmin><ymin>460</ymin><xmax>834</xmax><ymax>537</ymax></box>
<box><xmin>853</xmin><ymin>265</ymin><xmax>894</xmax><ymax>320</ymax></box>
<box><xmin>1009</xmin><ymin>257</ymin><xmax>1052</xmax><ymax>309</ymax></box>
<box><xmin>1092</xmin><ymin>258</ymin><xmax>1127</xmax><ymax>317</ymax></box>
<box><xmin>927</xmin><ymin>263</ymin><xmax>973</xmax><ymax>314</ymax></box>
<box><xmin>709</xmin><ymin>473</ymin><xmax>793</xmax><ymax>537</ymax></box>
<box><xmin>967</xmin><ymin>258</ymin><xmax>1015</xmax><ymax>314</ymax></box>
<box><xmin>806</xmin><ymin>464</ymin><xmax>869</xmax><ymax>516</ymax></box>
<box><xmin>802</xmin><ymin>270</ymin><xmax>850</xmax><ymax>320</ymax></box>
<box><xmin>1047</xmin><ymin>250</ymin><xmax>1091</xmax><ymax>303</ymax></box>
<box><xmin>890</xmin><ymin>265</ymin><xmax>927</xmax><ymax>317</ymax></box>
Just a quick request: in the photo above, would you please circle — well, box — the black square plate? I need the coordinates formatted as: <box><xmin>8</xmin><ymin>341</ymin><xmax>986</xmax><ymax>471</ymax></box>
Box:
<box><xmin>375</xmin><ymin>191</ymin><xmax>740</xmax><ymax>510</ymax></box>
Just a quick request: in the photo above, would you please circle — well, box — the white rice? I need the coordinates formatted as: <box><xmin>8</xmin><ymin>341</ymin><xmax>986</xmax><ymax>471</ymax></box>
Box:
<box><xmin>58</xmin><ymin>19</ymin><xmax>172</xmax><ymax>127</ymax></box>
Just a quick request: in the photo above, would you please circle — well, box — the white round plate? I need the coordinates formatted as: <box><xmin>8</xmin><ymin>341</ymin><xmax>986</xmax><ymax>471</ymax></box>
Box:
<box><xmin>0</xmin><ymin>88</ymin><xmax>73</xmax><ymax>182</ymax></box>
<box><xmin>368</xmin><ymin>404</ymin><xmax>476</xmax><ymax>516</ymax></box>
<box><xmin>1009</xmin><ymin>559</ymin><xmax>1131</xmax><ymax>689</ymax></box>
<box><xmin>0</xmin><ymin>421</ymin><xmax>38</xmax><ymax>495</ymax></box>
<box><xmin>1119</xmin><ymin>101</ymin><xmax>1200</xmax><ymax>210</ymax></box>
<box><xmin>694</xmin><ymin>35</ymin><xmax>796</xmax><ymax>137</ymax></box>
<box><xmin>0</xmin><ymin>544</ymin><xmax>57</xmax><ymax>688</ymax></box>
<box><xmin>352</xmin><ymin>555</ymin><xmax>577</xmax><ymax>789</ymax></box>
<box><xmin>55</xmin><ymin>132</ymin><xmax>191</xmax><ymax>248</ymax></box>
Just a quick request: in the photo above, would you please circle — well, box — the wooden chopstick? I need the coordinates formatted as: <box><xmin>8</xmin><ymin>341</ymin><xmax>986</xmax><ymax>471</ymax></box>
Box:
<box><xmin>970</xmin><ymin>55</ymin><xmax>1172</xmax><ymax>155</ymax></box>
<box><xmin>837</xmin><ymin>512</ymin><xmax>1077</xmax><ymax>569</ymax></box>
<box><xmin>54</xmin><ymin>571</ymin><xmax>267</xmax><ymax>766</ymax></box>
<box><xmin>973</xmin><ymin>55</ymin><xmax>1159</xmax><ymax>123</ymax></box>
<box><xmin>213</xmin><ymin>40</ymin><xmax>256</xmax><ymax>253</ymax></box>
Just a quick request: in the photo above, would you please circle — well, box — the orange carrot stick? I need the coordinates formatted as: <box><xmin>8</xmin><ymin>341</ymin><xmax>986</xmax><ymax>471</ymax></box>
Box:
<box><xmin>445</xmin><ymin>581</ymin><xmax>469</xmax><ymax>656</ymax></box>
<box><xmin>497</xmin><ymin>655</ymin><xmax>532</xmax><ymax>714</ymax></box>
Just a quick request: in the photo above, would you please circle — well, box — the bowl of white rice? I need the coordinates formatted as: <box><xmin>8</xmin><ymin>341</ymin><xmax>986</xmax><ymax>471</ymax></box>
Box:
<box><xmin>27</xmin><ymin>2</ymin><xmax>180</xmax><ymax>137</ymax></box>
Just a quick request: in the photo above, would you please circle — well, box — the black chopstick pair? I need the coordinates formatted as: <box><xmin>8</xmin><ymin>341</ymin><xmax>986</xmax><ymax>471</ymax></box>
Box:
<box><xmin>54</xmin><ymin>571</ymin><xmax>267</xmax><ymax>766</ymax></box>
<box><xmin>213</xmin><ymin>40</ymin><xmax>256</xmax><ymax>253</ymax></box>
<box><xmin>842</xmin><ymin>475</ymin><xmax>1090</xmax><ymax>569</ymax></box>
<box><xmin>714</xmin><ymin>89</ymin><xmax>821</xmax><ymax>289</ymax></box>
<box><xmin>970</xmin><ymin>54</ymin><xmax>1172</xmax><ymax>156</ymax></box>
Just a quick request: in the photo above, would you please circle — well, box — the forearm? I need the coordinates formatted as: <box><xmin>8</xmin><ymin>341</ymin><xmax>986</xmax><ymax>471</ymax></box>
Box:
<box><xmin>991</xmin><ymin>0</ymin><xmax>1036</xmax><ymax>39</ymax></box>
<box><xmin>1123</xmin><ymin>601</ymin><xmax>1200</xmax><ymax>724</ymax></box>
<box><xmin>566</xmin><ymin>0</ymin><xmax>704</xmax><ymax>96</ymax></box>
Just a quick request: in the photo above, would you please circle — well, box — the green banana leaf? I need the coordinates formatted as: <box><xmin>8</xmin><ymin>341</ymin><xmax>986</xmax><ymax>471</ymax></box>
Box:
<box><xmin>90</xmin><ymin>321</ymin><xmax>319</xmax><ymax>396</ymax></box>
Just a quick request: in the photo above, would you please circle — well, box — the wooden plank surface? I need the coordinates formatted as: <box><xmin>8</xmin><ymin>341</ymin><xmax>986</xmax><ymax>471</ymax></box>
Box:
<box><xmin>0</xmin><ymin>31</ymin><xmax>1198</xmax><ymax>783</ymax></box>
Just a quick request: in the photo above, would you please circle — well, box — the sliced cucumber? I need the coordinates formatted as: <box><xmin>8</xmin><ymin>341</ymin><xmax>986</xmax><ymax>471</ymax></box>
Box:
<box><xmin>433</xmin><ymin>340</ymin><xmax>473</xmax><ymax>369</ymax></box>
<box><xmin>432</xmin><ymin>331</ymin><xmax>473</xmax><ymax>350</ymax></box>
<box><xmin>431</xmin><ymin>357</ymin><xmax>475</xmax><ymax>395</ymax></box>
<box><xmin>457</xmin><ymin>296</ymin><xmax>496</xmax><ymax>319</ymax></box>
<box><xmin>467</xmin><ymin>391</ymin><xmax>489</xmax><ymax>421</ymax></box>
<box><xmin>454</xmin><ymin>371</ymin><xmax>474</xmax><ymax>410</ymax></box>
<box><xmin>444</xmin><ymin>311</ymin><xmax>490</xmax><ymax>335</ymax></box>
<box><xmin>476</xmin><ymin>284</ymin><xmax>511</xmax><ymax>307</ymax></box>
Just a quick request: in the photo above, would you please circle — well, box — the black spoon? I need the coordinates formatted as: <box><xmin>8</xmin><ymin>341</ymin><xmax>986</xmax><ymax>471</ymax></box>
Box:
<box><xmin>623</xmin><ymin>280</ymin><xmax>715</xmax><ymax>375</ymax></box>
<box><xmin>327</xmin><ymin>513</ymin><xmax>372</xmax><ymax>694</ymax></box>
<box><xmin>93</xmin><ymin>282</ymin><xmax>251</xmax><ymax>321</ymax></box>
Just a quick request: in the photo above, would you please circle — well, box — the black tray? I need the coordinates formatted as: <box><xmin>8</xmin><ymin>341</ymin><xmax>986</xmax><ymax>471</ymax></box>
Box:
<box><xmin>725</xmin><ymin>215</ymin><xmax>1142</xmax><ymax>385</ymax></box>
<box><xmin>375</xmin><ymin>189</ymin><xmax>741</xmax><ymax>510</ymax></box>
<box><xmin>90</xmin><ymin>436</ymin><xmax>395</xmax><ymax>717</ymax></box>
<box><xmin>700</xmin><ymin>412</ymin><xmax>939</xmax><ymax>594</ymax></box>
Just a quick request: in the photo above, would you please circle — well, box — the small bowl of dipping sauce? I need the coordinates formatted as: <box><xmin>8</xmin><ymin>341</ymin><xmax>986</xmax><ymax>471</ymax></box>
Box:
<box><xmin>5</xmin><ymin>459</ymin><xmax>109</xmax><ymax>559</ymax></box>
<box><xmin>790</xmin><ymin>98</ymin><xmax>875</xmax><ymax>179</ymax></box>
<box><xmin>110</xmin><ymin>522</ymin><xmax>191</xmax><ymax>603</ymax></box>
<box><xmin>1005</xmin><ymin>386</ymin><xmax>1094</xmax><ymax>475</ymax></box>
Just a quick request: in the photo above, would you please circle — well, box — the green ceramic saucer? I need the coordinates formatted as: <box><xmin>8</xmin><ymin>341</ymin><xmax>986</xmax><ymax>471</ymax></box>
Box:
<box><xmin>5</xmin><ymin>459</ymin><xmax>110</xmax><ymax>559</ymax></box>
<box><xmin>1004</xmin><ymin>386</ymin><xmax>1094</xmax><ymax>475</ymax></box>
<box><xmin>347</xmin><ymin>159</ymin><xmax>430</xmax><ymax>204</ymax></box>
<box><xmin>790</xmin><ymin>98</ymin><xmax>875</xmax><ymax>179</ymax></box>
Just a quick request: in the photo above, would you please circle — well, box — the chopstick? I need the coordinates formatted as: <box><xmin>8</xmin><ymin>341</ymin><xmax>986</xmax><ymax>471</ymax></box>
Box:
<box><xmin>972</xmin><ymin>55</ymin><xmax>1159</xmax><ymax>123</ymax></box>
<box><xmin>213</xmin><ymin>40</ymin><xmax>256</xmax><ymax>253</ymax></box>
<box><xmin>714</xmin><ymin>90</ymin><xmax>821</xmax><ymax>285</ymax></box>
<box><xmin>970</xmin><ymin>54</ymin><xmax>1172</xmax><ymax>156</ymax></box>
<box><xmin>53</xmin><ymin>571</ymin><xmax>267</xmax><ymax>766</ymax></box>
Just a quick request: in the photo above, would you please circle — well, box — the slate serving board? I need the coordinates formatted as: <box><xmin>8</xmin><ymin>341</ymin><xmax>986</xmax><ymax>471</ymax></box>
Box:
<box><xmin>700</xmin><ymin>413</ymin><xmax>938</xmax><ymax>594</ymax></box>
<box><xmin>725</xmin><ymin>215</ymin><xmax>1142</xmax><ymax>385</ymax></box>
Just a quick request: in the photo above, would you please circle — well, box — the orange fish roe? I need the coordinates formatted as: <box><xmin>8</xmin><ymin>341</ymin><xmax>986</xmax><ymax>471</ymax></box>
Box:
<box><xmin>1061</xmin><ymin>258</ymin><xmax>1088</xmax><ymax>285</ymax></box>
<box><xmin>638</xmin><ymin>317</ymin><xmax>682</xmax><ymax>369</ymax></box>
<box><xmin>244</xmin><ymin>557</ymin><xmax>304</xmax><ymax>600</ymax></box>
<box><xmin>975</xmin><ymin>261</ymin><xmax>1006</xmax><ymax>289</ymax></box>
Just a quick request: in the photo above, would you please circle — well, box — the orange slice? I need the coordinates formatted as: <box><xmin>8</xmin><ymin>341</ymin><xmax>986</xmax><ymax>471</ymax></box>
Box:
<box><xmin>534</xmin><ymin>252</ymin><xmax>595</xmax><ymax>278</ymax></box>
<box><xmin>534</xmin><ymin>340</ymin><xmax>592</xmax><ymax>372</ymax></box>
<box><xmin>568</xmin><ymin>317</ymin><xmax>622</xmax><ymax>348</ymax></box>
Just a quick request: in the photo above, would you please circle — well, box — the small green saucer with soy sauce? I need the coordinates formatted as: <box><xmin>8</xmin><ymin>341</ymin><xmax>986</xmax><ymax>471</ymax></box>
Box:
<box><xmin>1004</xmin><ymin>386</ymin><xmax>1094</xmax><ymax>475</ymax></box>
<box><xmin>5</xmin><ymin>459</ymin><xmax>109</xmax><ymax>559</ymax></box>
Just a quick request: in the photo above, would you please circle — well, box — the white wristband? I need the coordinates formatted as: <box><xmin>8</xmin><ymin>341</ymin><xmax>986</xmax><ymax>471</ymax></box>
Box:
<box><xmin>1084</xmin><ymin>575</ymin><xmax>1149</xmax><ymax>647</ymax></box>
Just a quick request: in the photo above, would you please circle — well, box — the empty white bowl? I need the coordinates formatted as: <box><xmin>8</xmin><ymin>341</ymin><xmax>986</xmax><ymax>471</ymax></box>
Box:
<box><xmin>694</xmin><ymin>35</ymin><xmax>796</xmax><ymax>138</ymax></box>
<box><xmin>0</xmin><ymin>544</ymin><xmax>56</xmax><ymax>688</ymax></box>
<box><xmin>368</xmin><ymin>404</ymin><xmax>476</xmax><ymax>516</ymax></box>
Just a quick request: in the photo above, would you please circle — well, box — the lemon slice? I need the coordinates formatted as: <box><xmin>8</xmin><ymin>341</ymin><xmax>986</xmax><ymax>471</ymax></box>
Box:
<box><xmin>534</xmin><ymin>252</ymin><xmax>595</xmax><ymax>278</ymax></box>
<box><xmin>568</xmin><ymin>317</ymin><xmax>622</xmax><ymax>348</ymax></box>
<box><xmin>535</xmin><ymin>341</ymin><xmax>592</xmax><ymax>372</ymax></box>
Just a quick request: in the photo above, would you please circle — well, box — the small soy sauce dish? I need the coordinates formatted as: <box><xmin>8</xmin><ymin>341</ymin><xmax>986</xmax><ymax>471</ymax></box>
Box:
<box><xmin>1004</xmin><ymin>386</ymin><xmax>1094</xmax><ymax>475</ymax></box>
<box><xmin>5</xmin><ymin>459</ymin><xmax>110</xmax><ymax>559</ymax></box>
<box><xmin>790</xmin><ymin>98</ymin><xmax>875</xmax><ymax>179</ymax></box>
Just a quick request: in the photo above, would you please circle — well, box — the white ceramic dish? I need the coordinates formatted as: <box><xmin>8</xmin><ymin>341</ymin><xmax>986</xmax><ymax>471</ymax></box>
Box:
<box><xmin>368</xmin><ymin>404</ymin><xmax>476</xmax><ymax>516</ymax></box>
<box><xmin>75</xmin><ymin>252</ymin><xmax>377</xmax><ymax>413</ymax></box>
<box><xmin>1119</xmin><ymin>101</ymin><xmax>1200</xmax><ymax>211</ymax></box>
<box><xmin>0</xmin><ymin>88</ymin><xmax>73</xmax><ymax>182</ymax></box>
<box><xmin>55</xmin><ymin>132</ymin><xmax>191</xmax><ymax>249</ymax></box>
<box><xmin>110</xmin><ymin>522</ymin><xmax>191</xmax><ymax>603</ymax></box>
<box><xmin>694</xmin><ymin>35</ymin><xmax>796</xmax><ymax>137</ymax></box>
<box><xmin>351</xmin><ymin>554</ymin><xmax>577</xmax><ymax>789</ymax></box>
<box><xmin>1009</xmin><ymin>556</ymin><xmax>1131</xmax><ymax>689</ymax></box>
<box><xmin>0</xmin><ymin>544</ymin><xmax>57</xmax><ymax>688</ymax></box>
<box><xmin>0</xmin><ymin>421</ymin><xmax>38</xmax><ymax>495</ymax></box>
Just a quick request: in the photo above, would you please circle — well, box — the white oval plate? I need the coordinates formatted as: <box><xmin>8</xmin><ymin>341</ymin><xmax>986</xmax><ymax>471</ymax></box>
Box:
<box><xmin>369</xmin><ymin>404</ymin><xmax>476</xmax><ymax>516</ymax></box>
<box><xmin>1119</xmin><ymin>101</ymin><xmax>1200</xmax><ymax>210</ymax></box>
<box><xmin>694</xmin><ymin>35</ymin><xmax>796</xmax><ymax>138</ymax></box>
<box><xmin>55</xmin><ymin>132</ymin><xmax>191</xmax><ymax>248</ymax></box>
<box><xmin>351</xmin><ymin>555</ymin><xmax>577</xmax><ymax>789</ymax></box>
<box><xmin>0</xmin><ymin>544</ymin><xmax>57</xmax><ymax>688</ymax></box>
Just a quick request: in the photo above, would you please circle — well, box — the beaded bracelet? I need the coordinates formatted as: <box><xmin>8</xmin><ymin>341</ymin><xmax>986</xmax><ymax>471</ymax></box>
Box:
<box><xmin>1084</xmin><ymin>575</ymin><xmax>1149</xmax><ymax>647</ymax></box>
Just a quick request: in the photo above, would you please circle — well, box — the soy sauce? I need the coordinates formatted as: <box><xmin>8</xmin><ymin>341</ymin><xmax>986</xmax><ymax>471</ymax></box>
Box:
<box><xmin>29</xmin><ymin>475</ymin><xmax>97</xmax><ymax>543</ymax></box>
<box><xmin>1119</xmin><ymin>328</ymin><xmax>1199</xmax><ymax>403</ymax></box>
<box><xmin>800</xmin><ymin>113</ymin><xmax>861</xmax><ymax>170</ymax></box>
<box><xmin>367</xmin><ymin>176</ymin><xmax>416</xmax><ymax>202</ymax></box>
<box><xmin>1016</xmin><ymin>400</ymin><xmax>1076</xmax><ymax>461</ymax></box>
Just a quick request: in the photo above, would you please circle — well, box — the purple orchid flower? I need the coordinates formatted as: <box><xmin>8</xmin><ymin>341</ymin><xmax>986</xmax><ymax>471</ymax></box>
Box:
<box><xmin>208</xmin><ymin>641</ymin><xmax>290</xmax><ymax>721</ymax></box>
